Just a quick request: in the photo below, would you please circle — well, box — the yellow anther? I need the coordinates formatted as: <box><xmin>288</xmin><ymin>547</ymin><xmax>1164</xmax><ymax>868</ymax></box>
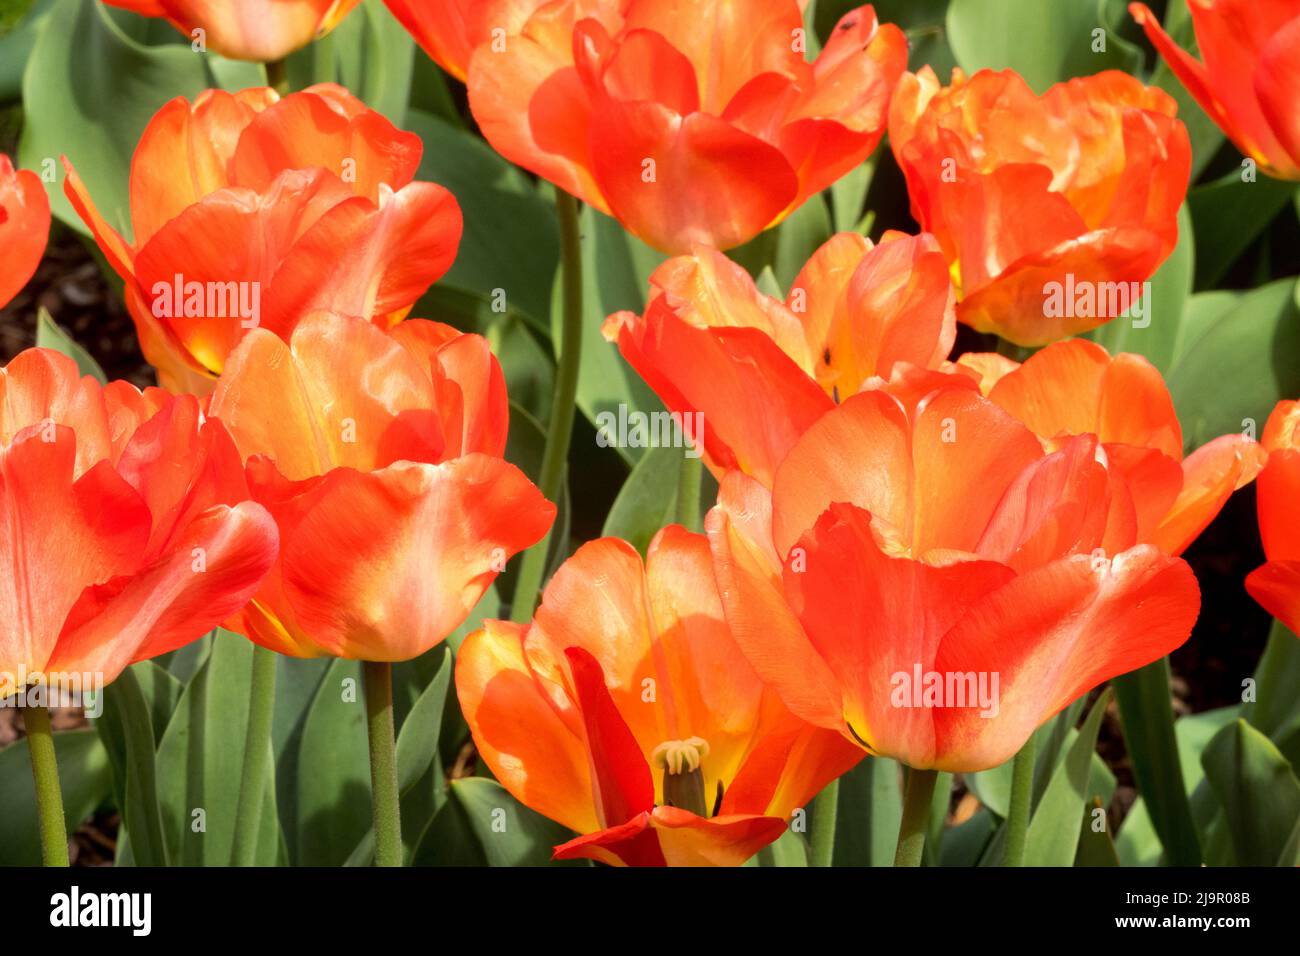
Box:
<box><xmin>651</xmin><ymin>737</ymin><xmax>710</xmax><ymax>776</ymax></box>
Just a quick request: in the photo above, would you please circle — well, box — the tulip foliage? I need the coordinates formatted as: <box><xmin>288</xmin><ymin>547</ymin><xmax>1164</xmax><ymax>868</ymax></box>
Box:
<box><xmin>0</xmin><ymin>0</ymin><xmax>1298</xmax><ymax>872</ymax></box>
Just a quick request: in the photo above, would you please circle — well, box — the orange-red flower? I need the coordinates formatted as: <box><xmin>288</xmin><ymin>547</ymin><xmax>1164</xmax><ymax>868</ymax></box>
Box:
<box><xmin>1131</xmin><ymin>1</ymin><xmax>1300</xmax><ymax>180</ymax></box>
<box><xmin>604</xmin><ymin>231</ymin><xmax>955</xmax><ymax>488</ymax></box>
<box><xmin>209</xmin><ymin>312</ymin><xmax>554</xmax><ymax>661</ymax></box>
<box><xmin>456</xmin><ymin>527</ymin><xmax>862</xmax><ymax>866</ymax></box>
<box><xmin>0</xmin><ymin>348</ymin><xmax>278</xmax><ymax>699</ymax></box>
<box><xmin>64</xmin><ymin>84</ymin><xmax>462</xmax><ymax>394</ymax></box>
<box><xmin>706</xmin><ymin>371</ymin><xmax>1201</xmax><ymax>772</ymax></box>
<box><xmin>957</xmin><ymin>339</ymin><xmax>1265</xmax><ymax>556</ymax></box>
<box><xmin>460</xmin><ymin>0</ymin><xmax>906</xmax><ymax>253</ymax></box>
<box><xmin>889</xmin><ymin>67</ymin><xmax>1191</xmax><ymax>346</ymax></box>
<box><xmin>1246</xmin><ymin>400</ymin><xmax>1300</xmax><ymax>634</ymax></box>
<box><xmin>383</xmin><ymin>0</ymin><xmax>552</xmax><ymax>82</ymax></box>
<box><xmin>0</xmin><ymin>155</ymin><xmax>50</xmax><ymax>310</ymax></box>
<box><xmin>103</xmin><ymin>0</ymin><xmax>362</xmax><ymax>62</ymax></box>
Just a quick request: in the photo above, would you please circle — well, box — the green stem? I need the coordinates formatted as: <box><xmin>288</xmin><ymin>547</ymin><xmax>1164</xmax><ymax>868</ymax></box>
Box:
<box><xmin>675</xmin><ymin>455</ymin><xmax>703</xmax><ymax>532</ymax></box>
<box><xmin>23</xmin><ymin>703</ymin><xmax>69</xmax><ymax>867</ymax></box>
<box><xmin>1002</xmin><ymin>733</ymin><xmax>1036</xmax><ymax>866</ymax></box>
<box><xmin>809</xmin><ymin>778</ymin><xmax>839</xmax><ymax>867</ymax></box>
<box><xmin>230</xmin><ymin>645</ymin><xmax>277</xmax><ymax>866</ymax></box>
<box><xmin>511</xmin><ymin>190</ymin><xmax>583</xmax><ymax>623</ymax></box>
<box><xmin>265</xmin><ymin>58</ymin><xmax>289</xmax><ymax>95</ymax></box>
<box><xmin>893</xmin><ymin>768</ymin><xmax>938</xmax><ymax>867</ymax></box>
<box><xmin>364</xmin><ymin>661</ymin><xmax>402</xmax><ymax>867</ymax></box>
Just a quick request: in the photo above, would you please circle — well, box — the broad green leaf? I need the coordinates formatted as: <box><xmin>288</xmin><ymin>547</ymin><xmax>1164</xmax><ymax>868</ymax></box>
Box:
<box><xmin>1187</xmin><ymin>172</ymin><xmax>1298</xmax><ymax>289</ymax></box>
<box><xmin>294</xmin><ymin>658</ymin><xmax>370</xmax><ymax>866</ymax></box>
<box><xmin>1115</xmin><ymin>797</ymin><xmax>1163</xmax><ymax>866</ymax></box>
<box><xmin>0</xmin><ymin>728</ymin><xmax>112</xmax><ymax>866</ymax></box>
<box><xmin>939</xmin><ymin>806</ymin><xmax>997</xmax><ymax>867</ymax></box>
<box><xmin>20</xmin><ymin>0</ymin><xmax>262</xmax><ymax>236</ymax></box>
<box><xmin>156</xmin><ymin>631</ymin><xmax>280</xmax><ymax>866</ymax></box>
<box><xmin>831</xmin><ymin>756</ymin><xmax>902</xmax><ymax>866</ymax></box>
<box><xmin>947</xmin><ymin>0</ymin><xmax>1141</xmax><ymax>94</ymax></box>
<box><xmin>98</xmin><ymin>664</ymin><xmax>171</xmax><ymax>865</ymax></box>
<box><xmin>269</xmin><ymin>655</ymin><xmax>331</xmax><ymax>863</ymax></box>
<box><xmin>1201</xmin><ymin>719</ymin><xmax>1300</xmax><ymax>866</ymax></box>
<box><xmin>1168</xmin><ymin>289</ymin><xmax>1240</xmax><ymax>369</ymax></box>
<box><xmin>286</xmin><ymin>0</ymin><xmax>413</xmax><ymax>125</ymax></box>
<box><xmin>1242</xmin><ymin>620</ymin><xmax>1300</xmax><ymax>739</ymax></box>
<box><xmin>1023</xmin><ymin>688</ymin><xmax>1111</xmax><ymax>866</ymax></box>
<box><xmin>1167</xmin><ymin>276</ymin><xmax>1300</xmax><ymax>453</ymax></box>
<box><xmin>753</xmin><ymin>828</ymin><xmax>809</xmax><ymax>867</ymax></box>
<box><xmin>1114</xmin><ymin>659</ymin><xmax>1201</xmax><ymax>865</ymax></box>
<box><xmin>1074</xmin><ymin>796</ymin><xmax>1120</xmax><ymax>866</ymax></box>
<box><xmin>411</xmin><ymin>777</ymin><xmax>578</xmax><ymax>866</ymax></box>
<box><xmin>0</xmin><ymin>0</ymin><xmax>52</xmax><ymax>101</ymax></box>
<box><xmin>1091</xmin><ymin>204</ymin><xmax>1193</xmax><ymax>372</ymax></box>
<box><xmin>35</xmin><ymin>308</ymin><xmax>107</xmax><ymax>383</ymax></box>
<box><xmin>602</xmin><ymin>444</ymin><xmax>687</xmax><ymax>556</ymax></box>
<box><xmin>395</xmin><ymin>648</ymin><xmax>451</xmax><ymax>796</ymax></box>
<box><xmin>408</xmin><ymin>109</ymin><xmax>559</xmax><ymax>330</ymax></box>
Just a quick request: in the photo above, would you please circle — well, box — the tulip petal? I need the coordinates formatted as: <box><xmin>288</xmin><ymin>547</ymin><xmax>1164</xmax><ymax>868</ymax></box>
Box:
<box><xmin>1254</xmin><ymin>14</ymin><xmax>1300</xmax><ymax>177</ymax></box>
<box><xmin>0</xmin><ymin>157</ymin><xmax>51</xmax><ymax>310</ymax></box>
<box><xmin>455</xmin><ymin>620</ymin><xmax>601</xmax><ymax>835</ymax></box>
<box><xmin>1257</xmin><ymin>446</ymin><xmax>1300</xmax><ymax>562</ymax></box>
<box><xmin>1153</xmin><ymin>434</ymin><xmax>1266</xmax><ymax>556</ymax></box>
<box><xmin>1245</xmin><ymin>561</ymin><xmax>1300</xmax><ymax>636</ymax></box>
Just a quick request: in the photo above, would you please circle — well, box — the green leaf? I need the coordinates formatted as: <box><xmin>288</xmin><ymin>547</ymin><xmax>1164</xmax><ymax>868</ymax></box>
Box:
<box><xmin>1091</xmin><ymin>204</ymin><xmax>1193</xmax><ymax>372</ymax></box>
<box><xmin>1114</xmin><ymin>659</ymin><xmax>1201</xmax><ymax>865</ymax></box>
<box><xmin>602</xmin><ymin>444</ymin><xmax>689</xmax><ymax>555</ymax></box>
<box><xmin>1022</xmin><ymin>688</ymin><xmax>1111</xmax><ymax>866</ymax></box>
<box><xmin>1242</xmin><ymin>620</ymin><xmax>1300</xmax><ymax>740</ymax></box>
<box><xmin>268</xmin><ymin>655</ymin><xmax>331</xmax><ymax>863</ymax></box>
<box><xmin>1187</xmin><ymin>172</ymin><xmax>1298</xmax><ymax>289</ymax></box>
<box><xmin>35</xmin><ymin>308</ymin><xmax>107</xmax><ymax>383</ymax></box>
<box><xmin>98</xmin><ymin>664</ymin><xmax>171</xmax><ymax>865</ymax></box>
<box><xmin>946</xmin><ymin>0</ymin><xmax>1140</xmax><ymax>94</ymax></box>
<box><xmin>753</xmin><ymin>828</ymin><xmax>809</xmax><ymax>867</ymax></box>
<box><xmin>294</xmin><ymin>658</ymin><xmax>370</xmax><ymax>866</ymax></box>
<box><xmin>772</xmin><ymin>195</ymin><xmax>833</xmax><ymax>291</ymax></box>
<box><xmin>1115</xmin><ymin>797</ymin><xmax>1163</xmax><ymax>866</ymax></box>
<box><xmin>411</xmin><ymin>777</ymin><xmax>577</xmax><ymax>866</ymax></box>
<box><xmin>286</xmin><ymin>0</ymin><xmax>413</xmax><ymax>125</ymax></box>
<box><xmin>1167</xmin><ymin>276</ymin><xmax>1300</xmax><ymax>453</ymax></box>
<box><xmin>408</xmin><ymin>109</ymin><xmax>559</xmax><ymax>331</ymax></box>
<box><xmin>395</xmin><ymin>648</ymin><xmax>452</xmax><ymax>796</ymax></box>
<box><xmin>0</xmin><ymin>0</ymin><xmax>52</xmax><ymax>102</ymax></box>
<box><xmin>1074</xmin><ymin>796</ymin><xmax>1120</xmax><ymax>867</ymax></box>
<box><xmin>0</xmin><ymin>728</ymin><xmax>112</xmax><ymax>866</ymax></box>
<box><xmin>1201</xmin><ymin>719</ymin><xmax>1300</xmax><ymax>866</ymax></box>
<box><xmin>831</xmin><ymin>756</ymin><xmax>902</xmax><ymax>866</ymax></box>
<box><xmin>20</xmin><ymin>0</ymin><xmax>262</xmax><ymax>237</ymax></box>
<box><xmin>156</xmin><ymin>631</ymin><xmax>281</xmax><ymax>865</ymax></box>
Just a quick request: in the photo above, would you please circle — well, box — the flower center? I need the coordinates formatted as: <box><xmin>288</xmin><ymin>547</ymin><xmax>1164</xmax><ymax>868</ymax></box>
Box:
<box><xmin>652</xmin><ymin>737</ymin><xmax>712</xmax><ymax>817</ymax></box>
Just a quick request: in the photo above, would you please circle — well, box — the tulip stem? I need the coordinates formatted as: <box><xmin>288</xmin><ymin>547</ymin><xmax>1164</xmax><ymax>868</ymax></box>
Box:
<box><xmin>675</xmin><ymin>455</ymin><xmax>703</xmax><ymax>531</ymax></box>
<box><xmin>364</xmin><ymin>660</ymin><xmax>403</xmax><ymax>867</ymax></box>
<box><xmin>265</xmin><ymin>58</ymin><xmax>289</xmax><ymax>95</ymax></box>
<box><xmin>893</xmin><ymin>768</ymin><xmax>938</xmax><ymax>867</ymax></box>
<box><xmin>809</xmin><ymin>778</ymin><xmax>839</xmax><ymax>867</ymax></box>
<box><xmin>511</xmin><ymin>190</ymin><xmax>583</xmax><ymax>623</ymax></box>
<box><xmin>1002</xmin><ymin>733</ymin><xmax>1037</xmax><ymax>867</ymax></box>
<box><xmin>230</xmin><ymin>645</ymin><xmax>277</xmax><ymax>866</ymax></box>
<box><xmin>23</xmin><ymin>703</ymin><xmax>69</xmax><ymax>867</ymax></box>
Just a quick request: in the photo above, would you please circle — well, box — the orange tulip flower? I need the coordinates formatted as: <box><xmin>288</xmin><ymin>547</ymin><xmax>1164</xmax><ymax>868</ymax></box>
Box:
<box><xmin>1131</xmin><ymin>1</ymin><xmax>1300</xmax><ymax>180</ymax></box>
<box><xmin>889</xmin><ymin>67</ymin><xmax>1191</xmax><ymax>346</ymax></box>
<box><xmin>209</xmin><ymin>312</ymin><xmax>554</xmax><ymax>661</ymax></box>
<box><xmin>64</xmin><ymin>84</ymin><xmax>463</xmax><ymax>394</ymax></box>
<box><xmin>1246</xmin><ymin>401</ymin><xmax>1300</xmax><ymax>634</ymax></box>
<box><xmin>0</xmin><ymin>154</ymin><xmax>50</xmax><ymax>310</ymax></box>
<box><xmin>706</xmin><ymin>371</ymin><xmax>1201</xmax><ymax>772</ymax></box>
<box><xmin>604</xmin><ymin>231</ymin><xmax>956</xmax><ymax>488</ymax></box>
<box><xmin>102</xmin><ymin>0</ymin><xmax>362</xmax><ymax>62</ymax></box>
<box><xmin>460</xmin><ymin>0</ymin><xmax>906</xmax><ymax>253</ymax></box>
<box><xmin>957</xmin><ymin>339</ymin><xmax>1265</xmax><ymax>557</ymax></box>
<box><xmin>0</xmin><ymin>348</ymin><xmax>278</xmax><ymax>699</ymax></box>
<box><xmin>456</xmin><ymin>527</ymin><xmax>863</xmax><ymax>866</ymax></box>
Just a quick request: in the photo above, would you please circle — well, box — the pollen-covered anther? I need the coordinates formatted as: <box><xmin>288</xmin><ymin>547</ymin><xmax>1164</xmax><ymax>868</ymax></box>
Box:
<box><xmin>651</xmin><ymin>736</ymin><xmax>710</xmax><ymax>776</ymax></box>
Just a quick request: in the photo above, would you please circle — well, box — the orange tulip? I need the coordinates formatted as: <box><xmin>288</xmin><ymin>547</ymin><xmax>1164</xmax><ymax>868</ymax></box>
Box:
<box><xmin>0</xmin><ymin>348</ymin><xmax>278</xmax><ymax>700</ymax></box>
<box><xmin>456</xmin><ymin>527</ymin><xmax>862</xmax><ymax>866</ymax></box>
<box><xmin>0</xmin><ymin>154</ymin><xmax>50</xmax><ymax>310</ymax></box>
<box><xmin>1246</xmin><ymin>401</ymin><xmax>1300</xmax><ymax>634</ymax></box>
<box><xmin>1131</xmin><ymin>1</ymin><xmax>1300</xmax><ymax>180</ymax></box>
<box><xmin>460</xmin><ymin>0</ymin><xmax>906</xmax><ymax>253</ymax></box>
<box><xmin>889</xmin><ymin>67</ymin><xmax>1191</xmax><ymax>346</ymax></box>
<box><xmin>604</xmin><ymin>231</ymin><xmax>955</xmax><ymax>488</ymax></box>
<box><xmin>102</xmin><ymin>0</ymin><xmax>362</xmax><ymax>62</ymax></box>
<box><xmin>957</xmin><ymin>339</ymin><xmax>1265</xmax><ymax>556</ymax></box>
<box><xmin>64</xmin><ymin>84</ymin><xmax>463</xmax><ymax>394</ymax></box>
<box><xmin>208</xmin><ymin>312</ymin><xmax>554</xmax><ymax>661</ymax></box>
<box><xmin>706</xmin><ymin>370</ymin><xmax>1201</xmax><ymax>772</ymax></box>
